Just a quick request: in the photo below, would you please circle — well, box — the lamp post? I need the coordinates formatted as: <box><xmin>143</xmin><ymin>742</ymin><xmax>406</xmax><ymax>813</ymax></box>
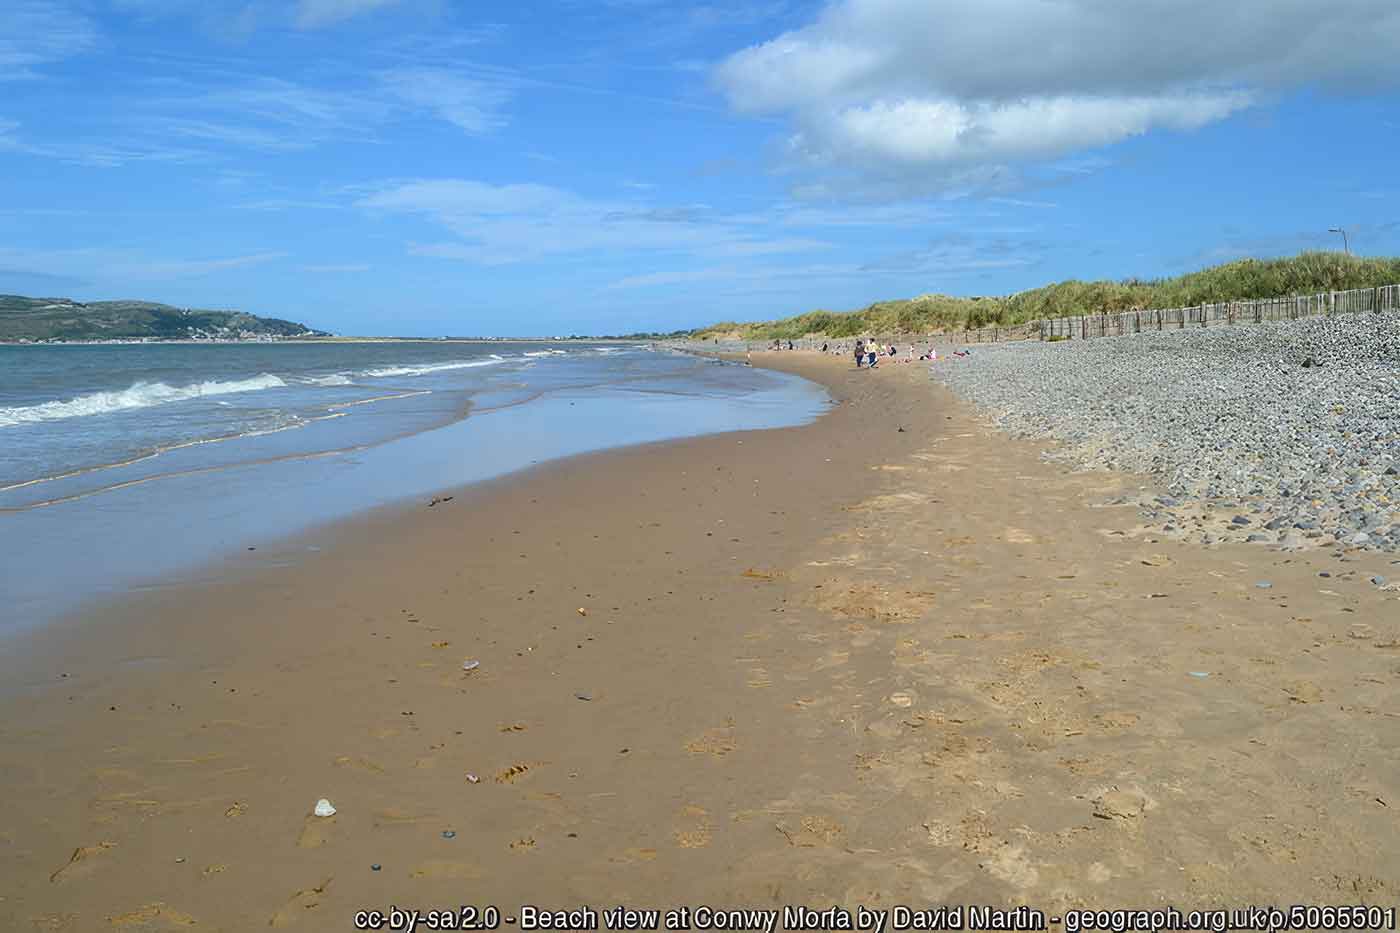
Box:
<box><xmin>1329</xmin><ymin>227</ymin><xmax>1350</xmax><ymax>255</ymax></box>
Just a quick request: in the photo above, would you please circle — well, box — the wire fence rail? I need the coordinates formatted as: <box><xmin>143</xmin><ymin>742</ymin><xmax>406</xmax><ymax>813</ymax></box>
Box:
<box><xmin>680</xmin><ymin>283</ymin><xmax>1400</xmax><ymax>353</ymax></box>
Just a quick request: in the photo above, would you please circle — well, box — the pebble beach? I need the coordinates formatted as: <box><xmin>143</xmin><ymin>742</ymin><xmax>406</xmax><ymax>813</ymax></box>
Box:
<box><xmin>931</xmin><ymin>310</ymin><xmax>1400</xmax><ymax>556</ymax></box>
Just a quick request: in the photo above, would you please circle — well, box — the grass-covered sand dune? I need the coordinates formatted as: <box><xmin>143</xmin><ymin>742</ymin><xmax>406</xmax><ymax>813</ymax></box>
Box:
<box><xmin>692</xmin><ymin>251</ymin><xmax>1400</xmax><ymax>341</ymax></box>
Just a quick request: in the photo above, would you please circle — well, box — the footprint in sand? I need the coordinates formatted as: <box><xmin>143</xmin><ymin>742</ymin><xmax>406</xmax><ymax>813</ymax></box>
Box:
<box><xmin>813</xmin><ymin>650</ymin><xmax>851</xmax><ymax>672</ymax></box>
<box><xmin>888</xmin><ymin>690</ymin><xmax>916</xmax><ymax>708</ymax></box>
<box><xmin>334</xmin><ymin>755</ymin><xmax>387</xmax><ymax>775</ymax></box>
<box><xmin>746</xmin><ymin>667</ymin><xmax>772</xmax><ymax>688</ymax></box>
<box><xmin>1285</xmin><ymin>682</ymin><xmax>1324</xmax><ymax>703</ymax></box>
<box><xmin>684</xmin><ymin>723</ymin><xmax>737</xmax><ymax>759</ymax></box>
<box><xmin>775</xmin><ymin>814</ymin><xmax>845</xmax><ymax>848</ymax></box>
<box><xmin>1091</xmin><ymin>786</ymin><xmax>1155</xmax><ymax>823</ymax></box>
<box><xmin>269</xmin><ymin>878</ymin><xmax>332</xmax><ymax>929</ymax></box>
<box><xmin>1094</xmin><ymin>712</ymin><xmax>1141</xmax><ymax>732</ymax></box>
<box><xmin>495</xmin><ymin>762</ymin><xmax>543</xmax><ymax>784</ymax></box>
<box><xmin>105</xmin><ymin>902</ymin><xmax>198</xmax><ymax>929</ymax></box>
<box><xmin>673</xmin><ymin>805</ymin><xmax>713</xmax><ymax>849</ymax></box>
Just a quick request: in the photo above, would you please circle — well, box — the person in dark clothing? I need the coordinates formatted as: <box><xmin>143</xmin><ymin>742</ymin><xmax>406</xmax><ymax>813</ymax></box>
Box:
<box><xmin>854</xmin><ymin>339</ymin><xmax>865</xmax><ymax>367</ymax></box>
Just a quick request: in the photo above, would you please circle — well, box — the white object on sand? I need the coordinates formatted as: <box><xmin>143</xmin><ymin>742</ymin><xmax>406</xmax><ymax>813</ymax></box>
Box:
<box><xmin>314</xmin><ymin>798</ymin><xmax>337</xmax><ymax>817</ymax></box>
<box><xmin>462</xmin><ymin>659</ymin><xmax>480</xmax><ymax>672</ymax></box>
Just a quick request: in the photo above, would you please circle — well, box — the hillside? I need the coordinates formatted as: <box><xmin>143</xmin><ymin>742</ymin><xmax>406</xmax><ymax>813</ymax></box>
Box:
<box><xmin>0</xmin><ymin>295</ymin><xmax>329</xmax><ymax>342</ymax></box>
<box><xmin>692</xmin><ymin>252</ymin><xmax>1400</xmax><ymax>340</ymax></box>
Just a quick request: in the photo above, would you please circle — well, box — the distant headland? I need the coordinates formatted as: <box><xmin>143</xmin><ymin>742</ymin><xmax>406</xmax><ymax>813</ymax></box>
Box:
<box><xmin>0</xmin><ymin>294</ymin><xmax>330</xmax><ymax>343</ymax></box>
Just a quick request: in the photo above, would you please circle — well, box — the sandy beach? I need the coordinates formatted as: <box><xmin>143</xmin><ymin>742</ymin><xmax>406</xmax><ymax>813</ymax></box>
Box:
<box><xmin>3</xmin><ymin>352</ymin><xmax>1399</xmax><ymax>931</ymax></box>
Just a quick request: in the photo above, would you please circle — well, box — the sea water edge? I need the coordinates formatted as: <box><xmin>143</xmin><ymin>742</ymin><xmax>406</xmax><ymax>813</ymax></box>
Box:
<box><xmin>0</xmin><ymin>342</ymin><xmax>829</xmax><ymax>636</ymax></box>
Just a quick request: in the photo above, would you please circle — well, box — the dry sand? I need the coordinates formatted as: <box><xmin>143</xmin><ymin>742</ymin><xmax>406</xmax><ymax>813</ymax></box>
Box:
<box><xmin>2</xmin><ymin>352</ymin><xmax>1398</xmax><ymax>931</ymax></box>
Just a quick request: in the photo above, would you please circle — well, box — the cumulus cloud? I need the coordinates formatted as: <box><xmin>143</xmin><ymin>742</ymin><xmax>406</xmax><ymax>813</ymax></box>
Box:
<box><xmin>715</xmin><ymin>0</ymin><xmax>1400</xmax><ymax>189</ymax></box>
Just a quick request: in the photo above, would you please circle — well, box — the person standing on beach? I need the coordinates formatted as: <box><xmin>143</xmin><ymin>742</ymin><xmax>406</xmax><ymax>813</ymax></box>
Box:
<box><xmin>854</xmin><ymin>339</ymin><xmax>865</xmax><ymax>368</ymax></box>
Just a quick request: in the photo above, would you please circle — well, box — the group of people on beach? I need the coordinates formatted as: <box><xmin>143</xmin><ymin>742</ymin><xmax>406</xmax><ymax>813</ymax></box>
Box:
<box><xmin>834</xmin><ymin>339</ymin><xmax>956</xmax><ymax>368</ymax></box>
<box><xmin>755</xmin><ymin>339</ymin><xmax>973</xmax><ymax>368</ymax></box>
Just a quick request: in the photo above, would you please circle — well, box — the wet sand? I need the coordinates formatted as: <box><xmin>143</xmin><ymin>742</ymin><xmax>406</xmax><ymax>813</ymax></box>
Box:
<box><xmin>3</xmin><ymin>352</ymin><xmax>1399</xmax><ymax>931</ymax></box>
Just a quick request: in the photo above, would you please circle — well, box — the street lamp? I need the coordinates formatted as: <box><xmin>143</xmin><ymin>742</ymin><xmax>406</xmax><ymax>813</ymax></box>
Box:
<box><xmin>1329</xmin><ymin>227</ymin><xmax>1350</xmax><ymax>255</ymax></box>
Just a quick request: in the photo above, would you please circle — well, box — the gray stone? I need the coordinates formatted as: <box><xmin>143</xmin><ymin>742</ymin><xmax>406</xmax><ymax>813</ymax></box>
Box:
<box><xmin>928</xmin><ymin>311</ymin><xmax>1400</xmax><ymax>558</ymax></box>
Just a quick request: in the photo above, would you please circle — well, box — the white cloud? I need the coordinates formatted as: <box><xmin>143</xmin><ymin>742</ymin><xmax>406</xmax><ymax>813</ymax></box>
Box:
<box><xmin>357</xmin><ymin>179</ymin><xmax>839</xmax><ymax>265</ymax></box>
<box><xmin>134</xmin><ymin>251</ymin><xmax>287</xmax><ymax>278</ymax></box>
<box><xmin>0</xmin><ymin>247</ymin><xmax>284</xmax><ymax>282</ymax></box>
<box><xmin>796</xmin><ymin>93</ymin><xmax>1251</xmax><ymax>167</ymax></box>
<box><xmin>715</xmin><ymin>0</ymin><xmax>1400</xmax><ymax>189</ymax></box>
<box><xmin>0</xmin><ymin>1</ymin><xmax>96</xmax><ymax>80</ymax></box>
<box><xmin>608</xmin><ymin>261</ymin><xmax>861</xmax><ymax>291</ymax></box>
<box><xmin>295</xmin><ymin>0</ymin><xmax>403</xmax><ymax>28</ymax></box>
<box><xmin>0</xmin><ymin>119</ymin><xmax>207</xmax><ymax>166</ymax></box>
<box><xmin>378</xmin><ymin>68</ymin><xmax>513</xmax><ymax>134</ymax></box>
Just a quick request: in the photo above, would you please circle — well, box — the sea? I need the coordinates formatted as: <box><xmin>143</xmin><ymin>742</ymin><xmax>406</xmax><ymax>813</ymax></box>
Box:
<box><xmin>0</xmin><ymin>341</ymin><xmax>829</xmax><ymax>633</ymax></box>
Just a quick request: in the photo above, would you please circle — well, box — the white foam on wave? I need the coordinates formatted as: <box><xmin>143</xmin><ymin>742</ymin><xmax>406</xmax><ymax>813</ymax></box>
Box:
<box><xmin>0</xmin><ymin>374</ymin><xmax>288</xmax><ymax>427</ymax></box>
<box><xmin>363</xmin><ymin>358</ymin><xmax>508</xmax><ymax>378</ymax></box>
<box><xmin>303</xmin><ymin>373</ymin><xmax>355</xmax><ymax>386</ymax></box>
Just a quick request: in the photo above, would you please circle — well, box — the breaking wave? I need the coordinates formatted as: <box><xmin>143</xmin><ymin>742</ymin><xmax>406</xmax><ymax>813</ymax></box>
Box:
<box><xmin>363</xmin><ymin>358</ymin><xmax>507</xmax><ymax>377</ymax></box>
<box><xmin>0</xmin><ymin>374</ymin><xmax>288</xmax><ymax>427</ymax></box>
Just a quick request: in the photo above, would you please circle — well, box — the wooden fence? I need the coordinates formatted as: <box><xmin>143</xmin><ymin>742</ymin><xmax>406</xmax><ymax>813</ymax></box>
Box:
<box><xmin>1038</xmin><ymin>283</ymin><xmax>1400</xmax><ymax>341</ymax></box>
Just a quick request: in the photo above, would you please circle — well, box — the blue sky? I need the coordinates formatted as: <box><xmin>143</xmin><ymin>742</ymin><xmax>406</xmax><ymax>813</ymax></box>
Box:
<box><xmin>2</xmin><ymin>0</ymin><xmax>1399</xmax><ymax>336</ymax></box>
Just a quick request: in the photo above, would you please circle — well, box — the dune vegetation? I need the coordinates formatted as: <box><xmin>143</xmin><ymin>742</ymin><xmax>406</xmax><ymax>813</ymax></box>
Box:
<box><xmin>691</xmin><ymin>252</ymin><xmax>1400</xmax><ymax>340</ymax></box>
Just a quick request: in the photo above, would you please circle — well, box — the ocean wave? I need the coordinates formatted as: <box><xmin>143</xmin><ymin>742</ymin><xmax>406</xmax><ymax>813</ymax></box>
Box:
<box><xmin>363</xmin><ymin>358</ymin><xmax>508</xmax><ymax>378</ymax></box>
<box><xmin>0</xmin><ymin>374</ymin><xmax>288</xmax><ymax>427</ymax></box>
<box><xmin>303</xmin><ymin>373</ymin><xmax>355</xmax><ymax>386</ymax></box>
<box><xmin>523</xmin><ymin>349</ymin><xmax>568</xmax><ymax>358</ymax></box>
